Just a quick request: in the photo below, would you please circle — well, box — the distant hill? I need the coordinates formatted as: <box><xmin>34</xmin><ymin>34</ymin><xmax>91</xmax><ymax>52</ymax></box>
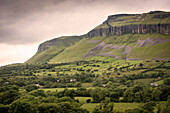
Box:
<box><xmin>26</xmin><ymin>11</ymin><xmax>170</xmax><ymax>64</ymax></box>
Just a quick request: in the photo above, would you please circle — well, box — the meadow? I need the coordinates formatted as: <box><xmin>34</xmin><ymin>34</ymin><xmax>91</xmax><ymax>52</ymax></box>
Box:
<box><xmin>81</xmin><ymin>102</ymin><xmax>143</xmax><ymax>113</ymax></box>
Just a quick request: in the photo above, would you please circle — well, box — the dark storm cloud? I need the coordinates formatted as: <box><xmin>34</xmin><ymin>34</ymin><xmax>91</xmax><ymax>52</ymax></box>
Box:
<box><xmin>0</xmin><ymin>0</ymin><xmax>169</xmax><ymax>45</ymax></box>
<box><xmin>0</xmin><ymin>0</ymin><xmax>64</xmax><ymax>44</ymax></box>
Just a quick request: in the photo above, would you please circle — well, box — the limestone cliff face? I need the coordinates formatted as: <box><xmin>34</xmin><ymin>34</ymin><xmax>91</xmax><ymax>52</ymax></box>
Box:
<box><xmin>38</xmin><ymin>40</ymin><xmax>58</xmax><ymax>52</ymax></box>
<box><xmin>86</xmin><ymin>11</ymin><xmax>170</xmax><ymax>38</ymax></box>
<box><xmin>86</xmin><ymin>24</ymin><xmax>170</xmax><ymax>38</ymax></box>
<box><xmin>37</xmin><ymin>36</ymin><xmax>83</xmax><ymax>53</ymax></box>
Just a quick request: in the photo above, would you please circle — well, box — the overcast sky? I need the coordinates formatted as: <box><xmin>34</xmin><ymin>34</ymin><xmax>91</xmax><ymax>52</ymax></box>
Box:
<box><xmin>0</xmin><ymin>0</ymin><xmax>170</xmax><ymax>66</ymax></box>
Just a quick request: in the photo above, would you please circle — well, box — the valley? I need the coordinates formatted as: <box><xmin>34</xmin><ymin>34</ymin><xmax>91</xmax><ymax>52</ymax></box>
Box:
<box><xmin>0</xmin><ymin>11</ymin><xmax>170</xmax><ymax>113</ymax></box>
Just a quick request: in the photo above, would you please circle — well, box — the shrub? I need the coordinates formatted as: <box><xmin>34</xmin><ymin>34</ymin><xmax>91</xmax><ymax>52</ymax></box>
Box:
<box><xmin>86</xmin><ymin>99</ymin><xmax>91</xmax><ymax>103</ymax></box>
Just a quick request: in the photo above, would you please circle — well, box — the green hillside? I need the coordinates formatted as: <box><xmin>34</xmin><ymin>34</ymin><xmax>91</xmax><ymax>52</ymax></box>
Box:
<box><xmin>26</xmin><ymin>11</ymin><xmax>170</xmax><ymax>64</ymax></box>
<box><xmin>26</xmin><ymin>36</ymin><xmax>84</xmax><ymax>63</ymax></box>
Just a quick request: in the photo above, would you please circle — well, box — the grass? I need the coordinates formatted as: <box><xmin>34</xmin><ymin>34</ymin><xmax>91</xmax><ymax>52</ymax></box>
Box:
<box><xmin>129</xmin><ymin>40</ymin><xmax>170</xmax><ymax>60</ymax></box>
<box><xmin>28</xmin><ymin>32</ymin><xmax>170</xmax><ymax>64</ymax></box>
<box><xmin>49</xmin><ymin>38</ymin><xmax>98</xmax><ymax>63</ymax></box>
<box><xmin>26</xmin><ymin>36</ymin><xmax>83</xmax><ymax>63</ymax></box>
<box><xmin>75</xmin><ymin>97</ymin><xmax>93</xmax><ymax>104</ymax></box>
<box><xmin>82</xmin><ymin>83</ymin><xmax>93</xmax><ymax>88</ymax></box>
<box><xmin>155</xmin><ymin>77</ymin><xmax>170</xmax><ymax>85</ymax></box>
<box><xmin>40</xmin><ymin>87</ymin><xmax>95</xmax><ymax>92</ymax></box>
<box><xmin>114</xmin><ymin>103</ymin><xmax>143</xmax><ymax>112</ymax></box>
<box><xmin>81</xmin><ymin>103</ymin><xmax>99</xmax><ymax>113</ymax></box>
<box><xmin>40</xmin><ymin>88</ymin><xmax>78</xmax><ymax>92</ymax></box>
<box><xmin>81</xmin><ymin>102</ymin><xmax>143</xmax><ymax>113</ymax></box>
<box><xmin>156</xmin><ymin>79</ymin><xmax>164</xmax><ymax>85</ymax></box>
<box><xmin>134</xmin><ymin>78</ymin><xmax>160</xmax><ymax>85</ymax></box>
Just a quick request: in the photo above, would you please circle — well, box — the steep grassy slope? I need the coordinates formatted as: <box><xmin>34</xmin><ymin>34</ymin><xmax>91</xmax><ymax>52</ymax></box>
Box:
<box><xmin>48</xmin><ymin>34</ymin><xmax>170</xmax><ymax>63</ymax></box>
<box><xmin>26</xmin><ymin>36</ymin><xmax>84</xmax><ymax>63</ymax></box>
<box><xmin>49</xmin><ymin>37</ymin><xmax>105</xmax><ymax>63</ymax></box>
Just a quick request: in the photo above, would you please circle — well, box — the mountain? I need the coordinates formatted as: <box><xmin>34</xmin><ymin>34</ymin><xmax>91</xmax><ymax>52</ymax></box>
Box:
<box><xmin>26</xmin><ymin>11</ymin><xmax>170</xmax><ymax>64</ymax></box>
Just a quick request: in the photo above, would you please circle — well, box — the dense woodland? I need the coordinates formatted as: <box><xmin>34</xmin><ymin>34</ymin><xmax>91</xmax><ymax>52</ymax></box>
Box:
<box><xmin>0</xmin><ymin>59</ymin><xmax>170</xmax><ymax>113</ymax></box>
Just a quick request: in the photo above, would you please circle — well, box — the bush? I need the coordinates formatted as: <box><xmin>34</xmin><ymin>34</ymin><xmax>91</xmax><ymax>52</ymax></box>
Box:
<box><xmin>74</xmin><ymin>82</ymin><xmax>82</xmax><ymax>87</ymax></box>
<box><xmin>141</xmin><ymin>101</ymin><xmax>156</xmax><ymax>113</ymax></box>
<box><xmin>86</xmin><ymin>99</ymin><xmax>91</xmax><ymax>103</ymax></box>
<box><xmin>0</xmin><ymin>89</ymin><xmax>19</xmax><ymax>105</ymax></box>
<box><xmin>163</xmin><ymin>78</ymin><xmax>170</xmax><ymax>85</ymax></box>
<box><xmin>30</xmin><ymin>90</ymin><xmax>46</xmax><ymax>97</ymax></box>
<box><xmin>25</xmin><ymin>85</ymin><xmax>38</xmax><ymax>92</ymax></box>
<box><xmin>9</xmin><ymin>100</ymin><xmax>36</xmax><ymax>113</ymax></box>
<box><xmin>0</xmin><ymin>104</ymin><xmax>9</xmax><ymax>113</ymax></box>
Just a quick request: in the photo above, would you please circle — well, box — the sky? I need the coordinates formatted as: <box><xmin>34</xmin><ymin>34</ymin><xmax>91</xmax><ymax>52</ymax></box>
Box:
<box><xmin>0</xmin><ymin>0</ymin><xmax>170</xmax><ymax>66</ymax></box>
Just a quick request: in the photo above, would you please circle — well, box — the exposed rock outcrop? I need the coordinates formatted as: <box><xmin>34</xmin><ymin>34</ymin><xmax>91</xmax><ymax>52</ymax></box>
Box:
<box><xmin>86</xmin><ymin>24</ymin><xmax>170</xmax><ymax>38</ymax></box>
<box><xmin>38</xmin><ymin>41</ymin><xmax>58</xmax><ymax>52</ymax></box>
<box><xmin>136</xmin><ymin>38</ymin><xmax>170</xmax><ymax>47</ymax></box>
<box><xmin>87</xmin><ymin>11</ymin><xmax>170</xmax><ymax>38</ymax></box>
<box><xmin>84</xmin><ymin>41</ymin><xmax>132</xmax><ymax>59</ymax></box>
<box><xmin>37</xmin><ymin>36</ymin><xmax>83</xmax><ymax>53</ymax></box>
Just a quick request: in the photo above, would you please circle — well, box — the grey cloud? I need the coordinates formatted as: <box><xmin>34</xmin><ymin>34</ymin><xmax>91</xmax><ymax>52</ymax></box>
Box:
<box><xmin>0</xmin><ymin>0</ymin><xmax>169</xmax><ymax>45</ymax></box>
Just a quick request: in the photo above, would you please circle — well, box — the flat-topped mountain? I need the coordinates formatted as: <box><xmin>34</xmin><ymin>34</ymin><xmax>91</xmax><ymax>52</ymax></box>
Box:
<box><xmin>26</xmin><ymin>11</ymin><xmax>170</xmax><ymax>64</ymax></box>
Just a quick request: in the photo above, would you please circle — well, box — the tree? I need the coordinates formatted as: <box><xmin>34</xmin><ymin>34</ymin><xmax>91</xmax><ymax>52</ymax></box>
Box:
<box><xmin>141</xmin><ymin>101</ymin><xmax>156</xmax><ymax>113</ymax></box>
<box><xmin>38</xmin><ymin>103</ymin><xmax>60</xmax><ymax>113</ymax></box>
<box><xmin>163</xmin><ymin>78</ymin><xmax>170</xmax><ymax>85</ymax></box>
<box><xmin>125</xmin><ymin>80</ymin><xmax>134</xmax><ymax>87</ymax></box>
<box><xmin>64</xmin><ymin>89</ymin><xmax>76</xmax><ymax>99</ymax></box>
<box><xmin>109</xmin><ymin>92</ymin><xmax>119</xmax><ymax>102</ymax></box>
<box><xmin>139</xmin><ymin>63</ymin><xmax>143</xmax><ymax>68</ymax></box>
<box><xmin>119</xmin><ymin>78</ymin><xmax>126</xmax><ymax>84</ymax></box>
<box><xmin>160</xmin><ymin>85</ymin><xmax>170</xmax><ymax>101</ymax></box>
<box><xmin>25</xmin><ymin>85</ymin><xmax>38</xmax><ymax>92</ymax></box>
<box><xmin>86</xmin><ymin>99</ymin><xmax>91</xmax><ymax>103</ymax></box>
<box><xmin>93</xmin><ymin>97</ymin><xmax>114</xmax><ymax>113</ymax></box>
<box><xmin>141</xmin><ymin>88</ymin><xmax>152</xmax><ymax>102</ymax></box>
<box><xmin>151</xmin><ymin>88</ymin><xmax>161</xmax><ymax>101</ymax></box>
<box><xmin>123</xmin><ymin>89</ymin><xmax>134</xmax><ymax>102</ymax></box>
<box><xmin>91</xmin><ymin>88</ymin><xmax>109</xmax><ymax>102</ymax></box>
<box><xmin>74</xmin><ymin>82</ymin><xmax>82</xmax><ymax>87</ymax></box>
<box><xmin>9</xmin><ymin>100</ymin><xmax>36</xmax><ymax>113</ymax></box>
<box><xmin>30</xmin><ymin>90</ymin><xmax>46</xmax><ymax>97</ymax></box>
<box><xmin>157</xmin><ymin>95</ymin><xmax>170</xmax><ymax>113</ymax></box>
<box><xmin>134</xmin><ymin>92</ymin><xmax>142</xmax><ymax>102</ymax></box>
<box><xmin>0</xmin><ymin>104</ymin><xmax>9</xmax><ymax>113</ymax></box>
<box><xmin>0</xmin><ymin>89</ymin><xmax>19</xmax><ymax>105</ymax></box>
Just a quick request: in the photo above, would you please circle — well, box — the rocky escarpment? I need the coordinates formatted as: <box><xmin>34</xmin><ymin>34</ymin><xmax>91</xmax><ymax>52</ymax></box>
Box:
<box><xmin>86</xmin><ymin>11</ymin><xmax>170</xmax><ymax>38</ymax></box>
<box><xmin>38</xmin><ymin>40</ymin><xmax>58</xmax><ymax>52</ymax></box>
<box><xmin>86</xmin><ymin>24</ymin><xmax>170</xmax><ymax>38</ymax></box>
<box><xmin>37</xmin><ymin>36</ymin><xmax>83</xmax><ymax>53</ymax></box>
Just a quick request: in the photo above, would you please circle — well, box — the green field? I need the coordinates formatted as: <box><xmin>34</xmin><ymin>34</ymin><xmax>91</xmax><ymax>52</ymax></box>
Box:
<box><xmin>40</xmin><ymin>88</ymin><xmax>78</xmax><ymax>92</ymax></box>
<box><xmin>82</xmin><ymin>83</ymin><xmax>93</xmax><ymax>88</ymax></box>
<box><xmin>81</xmin><ymin>103</ymin><xmax>143</xmax><ymax>113</ymax></box>
<box><xmin>81</xmin><ymin>103</ymin><xmax>100</xmax><ymax>113</ymax></box>
<box><xmin>40</xmin><ymin>87</ymin><xmax>95</xmax><ymax>92</ymax></box>
<box><xmin>134</xmin><ymin>78</ymin><xmax>160</xmax><ymax>85</ymax></box>
<box><xmin>75</xmin><ymin>97</ymin><xmax>93</xmax><ymax>104</ymax></box>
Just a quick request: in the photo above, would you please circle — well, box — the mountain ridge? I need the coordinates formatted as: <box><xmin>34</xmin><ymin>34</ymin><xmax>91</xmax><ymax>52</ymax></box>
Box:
<box><xmin>26</xmin><ymin>11</ymin><xmax>170</xmax><ymax>64</ymax></box>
